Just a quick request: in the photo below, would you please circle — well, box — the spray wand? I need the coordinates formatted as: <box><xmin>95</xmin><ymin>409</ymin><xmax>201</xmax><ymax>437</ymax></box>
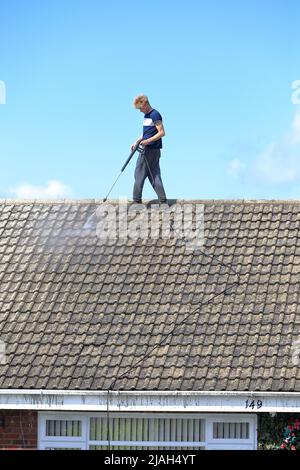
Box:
<box><xmin>103</xmin><ymin>139</ymin><xmax>143</xmax><ymax>202</ymax></box>
<box><xmin>84</xmin><ymin>139</ymin><xmax>143</xmax><ymax>228</ymax></box>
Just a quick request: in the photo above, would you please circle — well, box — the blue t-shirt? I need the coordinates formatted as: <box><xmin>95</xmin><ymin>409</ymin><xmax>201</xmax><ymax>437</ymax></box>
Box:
<box><xmin>143</xmin><ymin>108</ymin><xmax>163</xmax><ymax>149</ymax></box>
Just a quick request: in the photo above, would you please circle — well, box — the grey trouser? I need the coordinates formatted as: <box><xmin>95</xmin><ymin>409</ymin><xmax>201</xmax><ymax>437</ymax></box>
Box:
<box><xmin>133</xmin><ymin>147</ymin><xmax>167</xmax><ymax>202</ymax></box>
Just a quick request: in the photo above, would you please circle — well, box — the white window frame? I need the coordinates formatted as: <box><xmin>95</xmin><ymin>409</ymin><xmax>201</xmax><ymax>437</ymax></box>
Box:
<box><xmin>38</xmin><ymin>412</ymin><xmax>257</xmax><ymax>450</ymax></box>
<box><xmin>205</xmin><ymin>414</ymin><xmax>257</xmax><ymax>450</ymax></box>
<box><xmin>39</xmin><ymin>413</ymin><xmax>88</xmax><ymax>450</ymax></box>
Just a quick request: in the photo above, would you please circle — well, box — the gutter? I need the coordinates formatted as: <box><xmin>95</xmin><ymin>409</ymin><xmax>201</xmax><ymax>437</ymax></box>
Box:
<box><xmin>0</xmin><ymin>390</ymin><xmax>300</xmax><ymax>413</ymax></box>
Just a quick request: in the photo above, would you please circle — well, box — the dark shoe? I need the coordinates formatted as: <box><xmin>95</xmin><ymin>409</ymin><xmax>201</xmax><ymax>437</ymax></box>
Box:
<box><xmin>129</xmin><ymin>199</ymin><xmax>142</xmax><ymax>204</ymax></box>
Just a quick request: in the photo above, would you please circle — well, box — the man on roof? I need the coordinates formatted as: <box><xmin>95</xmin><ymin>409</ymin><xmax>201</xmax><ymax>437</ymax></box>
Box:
<box><xmin>131</xmin><ymin>94</ymin><xmax>167</xmax><ymax>204</ymax></box>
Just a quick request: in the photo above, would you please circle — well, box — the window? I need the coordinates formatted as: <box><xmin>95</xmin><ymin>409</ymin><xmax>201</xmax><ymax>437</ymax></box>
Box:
<box><xmin>39</xmin><ymin>414</ymin><xmax>86</xmax><ymax>450</ymax></box>
<box><xmin>213</xmin><ymin>422</ymin><xmax>249</xmax><ymax>439</ymax></box>
<box><xmin>46</xmin><ymin>419</ymin><xmax>82</xmax><ymax>437</ymax></box>
<box><xmin>206</xmin><ymin>416</ymin><xmax>256</xmax><ymax>450</ymax></box>
<box><xmin>89</xmin><ymin>415</ymin><xmax>205</xmax><ymax>450</ymax></box>
<box><xmin>38</xmin><ymin>413</ymin><xmax>257</xmax><ymax>450</ymax></box>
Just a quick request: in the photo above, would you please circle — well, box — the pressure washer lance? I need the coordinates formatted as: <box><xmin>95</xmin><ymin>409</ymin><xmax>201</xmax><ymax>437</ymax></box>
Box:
<box><xmin>84</xmin><ymin>139</ymin><xmax>144</xmax><ymax>229</ymax></box>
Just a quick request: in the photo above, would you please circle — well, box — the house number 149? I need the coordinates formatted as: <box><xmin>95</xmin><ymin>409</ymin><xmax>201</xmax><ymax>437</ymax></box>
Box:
<box><xmin>245</xmin><ymin>399</ymin><xmax>263</xmax><ymax>409</ymax></box>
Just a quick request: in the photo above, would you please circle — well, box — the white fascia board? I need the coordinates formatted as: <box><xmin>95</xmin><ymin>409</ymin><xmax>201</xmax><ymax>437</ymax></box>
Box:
<box><xmin>0</xmin><ymin>390</ymin><xmax>300</xmax><ymax>413</ymax></box>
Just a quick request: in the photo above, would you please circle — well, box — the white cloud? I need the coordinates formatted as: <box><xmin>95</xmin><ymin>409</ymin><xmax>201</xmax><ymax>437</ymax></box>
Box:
<box><xmin>228</xmin><ymin>111</ymin><xmax>300</xmax><ymax>186</ymax></box>
<box><xmin>253</xmin><ymin>141</ymin><xmax>298</xmax><ymax>184</ymax></box>
<box><xmin>7</xmin><ymin>180</ymin><xmax>72</xmax><ymax>199</ymax></box>
<box><xmin>228</xmin><ymin>158</ymin><xmax>247</xmax><ymax>177</ymax></box>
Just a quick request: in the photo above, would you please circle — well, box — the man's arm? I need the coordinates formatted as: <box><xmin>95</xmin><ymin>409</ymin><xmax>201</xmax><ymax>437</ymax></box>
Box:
<box><xmin>141</xmin><ymin>121</ymin><xmax>165</xmax><ymax>145</ymax></box>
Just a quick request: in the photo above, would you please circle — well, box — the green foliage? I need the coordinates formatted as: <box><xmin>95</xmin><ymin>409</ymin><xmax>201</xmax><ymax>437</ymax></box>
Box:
<box><xmin>278</xmin><ymin>418</ymin><xmax>300</xmax><ymax>450</ymax></box>
<box><xmin>258</xmin><ymin>413</ymin><xmax>300</xmax><ymax>450</ymax></box>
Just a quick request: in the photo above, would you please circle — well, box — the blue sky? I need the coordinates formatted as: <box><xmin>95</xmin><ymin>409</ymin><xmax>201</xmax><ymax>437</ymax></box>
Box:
<box><xmin>0</xmin><ymin>0</ymin><xmax>300</xmax><ymax>200</ymax></box>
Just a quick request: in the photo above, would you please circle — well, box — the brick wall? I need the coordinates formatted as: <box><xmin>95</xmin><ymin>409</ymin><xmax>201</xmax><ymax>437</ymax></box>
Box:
<box><xmin>0</xmin><ymin>410</ymin><xmax>37</xmax><ymax>449</ymax></box>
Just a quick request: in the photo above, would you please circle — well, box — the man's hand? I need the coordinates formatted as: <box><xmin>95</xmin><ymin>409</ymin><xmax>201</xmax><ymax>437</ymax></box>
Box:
<box><xmin>131</xmin><ymin>139</ymin><xmax>144</xmax><ymax>151</ymax></box>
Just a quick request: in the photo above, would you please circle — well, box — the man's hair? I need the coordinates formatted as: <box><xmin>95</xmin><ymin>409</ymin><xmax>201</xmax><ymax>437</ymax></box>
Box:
<box><xmin>133</xmin><ymin>94</ymin><xmax>149</xmax><ymax>108</ymax></box>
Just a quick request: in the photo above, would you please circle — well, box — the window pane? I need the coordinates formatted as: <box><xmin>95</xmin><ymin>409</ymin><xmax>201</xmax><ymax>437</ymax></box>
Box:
<box><xmin>213</xmin><ymin>422</ymin><xmax>249</xmax><ymax>439</ymax></box>
<box><xmin>89</xmin><ymin>416</ymin><xmax>205</xmax><ymax>443</ymax></box>
<box><xmin>45</xmin><ymin>420</ymin><xmax>82</xmax><ymax>437</ymax></box>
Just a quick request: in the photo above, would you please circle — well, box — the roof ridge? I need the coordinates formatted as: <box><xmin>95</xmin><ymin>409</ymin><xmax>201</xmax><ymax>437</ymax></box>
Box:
<box><xmin>1</xmin><ymin>198</ymin><xmax>300</xmax><ymax>205</ymax></box>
